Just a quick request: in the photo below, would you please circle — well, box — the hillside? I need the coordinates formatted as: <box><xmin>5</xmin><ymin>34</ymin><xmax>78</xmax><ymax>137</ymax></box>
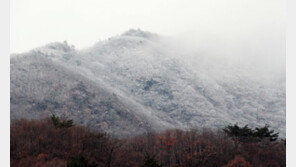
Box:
<box><xmin>10</xmin><ymin>29</ymin><xmax>286</xmax><ymax>137</ymax></box>
<box><xmin>10</xmin><ymin>50</ymin><xmax>172</xmax><ymax>137</ymax></box>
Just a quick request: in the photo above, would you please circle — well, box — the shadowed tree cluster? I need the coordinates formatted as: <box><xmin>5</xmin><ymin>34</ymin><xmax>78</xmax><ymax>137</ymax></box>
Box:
<box><xmin>223</xmin><ymin>124</ymin><xmax>279</xmax><ymax>142</ymax></box>
<box><xmin>141</xmin><ymin>155</ymin><xmax>162</xmax><ymax>167</ymax></box>
<box><xmin>51</xmin><ymin>114</ymin><xmax>74</xmax><ymax>128</ymax></box>
<box><xmin>67</xmin><ymin>155</ymin><xmax>98</xmax><ymax>167</ymax></box>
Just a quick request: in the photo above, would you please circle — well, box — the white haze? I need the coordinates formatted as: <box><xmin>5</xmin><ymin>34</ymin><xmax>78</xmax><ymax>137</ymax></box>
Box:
<box><xmin>11</xmin><ymin>0</ymin><xmax>285</xmax><ymax>55</ymax></box>
<box><xmin>11</xmin><ymin>0</ymin><xmax>286</xmax><ymax>82</ymax></box>
<box><xmin>10</xmin><ymin>29</ymin><xmax>286</xmax><ymax>136</ymax></box>
<box><xmin>10</xmin><ymin>0</ymin><xmax>286</xmax><ymax>136</ymax></box>
<box><xmin>163</xmin><ymin>30</ymin><xmax>285</xmax><ymax>86</ymax></box>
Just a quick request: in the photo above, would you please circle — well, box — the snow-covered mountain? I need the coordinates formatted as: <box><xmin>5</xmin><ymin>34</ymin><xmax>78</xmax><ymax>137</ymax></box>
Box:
<box><xmin>10</xmin><ymin>29</ymin><xmax>286</xmax><ymax>137</ymax></box>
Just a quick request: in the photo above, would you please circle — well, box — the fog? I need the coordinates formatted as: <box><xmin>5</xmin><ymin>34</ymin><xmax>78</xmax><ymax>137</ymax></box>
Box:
<box><xmin>11</xmin><ymin>0</ymin><xmax>285</xmax><ymax>56</ymax></box>
<box><xmin>164</xmin><ymin>29</ymin><xmax>285</xmax><ymax>84</ymax></box>
<box><xmin>11</xmin><ymin>0</ymin><xmax>286</xmax><ymax>92</ymax></box>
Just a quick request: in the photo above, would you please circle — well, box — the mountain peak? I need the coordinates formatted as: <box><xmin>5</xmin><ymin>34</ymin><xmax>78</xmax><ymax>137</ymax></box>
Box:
<box><xmin>121</xmin><ymin>29</ymin><xmax>157</xmax><ymax>39</ymax></box>
<box><xmin>40</xmin><ymin>41</ymin><xmax>75</xmax><ymax>52</ymax></box>
<box><xmin>30</xmin><ymin>41</ymin><xmax>76</xmax><ymax>57</ymax></box>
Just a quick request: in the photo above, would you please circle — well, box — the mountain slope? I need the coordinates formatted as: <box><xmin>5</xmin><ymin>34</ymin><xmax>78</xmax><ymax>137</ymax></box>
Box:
<box><xmin>10</xmin><ymin>50</ymin><xmax>174</xmax><ymax>137</ymax></box>
<box><xmin>10</xmin><ymin>29</ymin><xmax>286</xmax><ymax>137</ymax></box>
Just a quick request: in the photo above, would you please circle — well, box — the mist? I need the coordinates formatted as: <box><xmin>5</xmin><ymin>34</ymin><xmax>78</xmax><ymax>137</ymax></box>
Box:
<box><xmin>11</xmin><ymin>0</ymin><xmax>285</xmax><ymax>54</ymax></box>
<box><xmin>10</xmin><ymin>28</ymin><xmax>286</xmax><ymax>138</ymax></box>
<box><xmin>154</xmin><ymin>29</ymin><xmax>286</xmax><ymax>87</ymax></box>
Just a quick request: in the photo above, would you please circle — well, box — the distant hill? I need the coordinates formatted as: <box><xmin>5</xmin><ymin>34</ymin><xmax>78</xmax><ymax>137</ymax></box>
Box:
<box><xmin>10</xmin><ymin>29</ymin><xmax>286</xmax><ymax>137</ymax></box>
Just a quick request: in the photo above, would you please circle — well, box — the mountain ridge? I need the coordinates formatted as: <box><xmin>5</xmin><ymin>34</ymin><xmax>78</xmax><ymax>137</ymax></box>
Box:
<box><xmin>10</xmin><ymin>29</ymin><xmax>286</xmax><ymax>137</ymax></box>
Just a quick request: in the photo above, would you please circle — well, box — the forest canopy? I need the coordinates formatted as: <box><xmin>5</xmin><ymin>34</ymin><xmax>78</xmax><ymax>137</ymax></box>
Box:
<box><xmin>10</xmin><ymin>117</ymin><xmax>285</xmax><ymax>167</ymax></box>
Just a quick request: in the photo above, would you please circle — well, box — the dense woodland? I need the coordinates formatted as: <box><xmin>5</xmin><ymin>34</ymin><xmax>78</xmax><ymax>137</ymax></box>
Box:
<box><xmin>11</xmin><ymin>116</ymin><xmax>285</xmax><ymax>167</ymax></box>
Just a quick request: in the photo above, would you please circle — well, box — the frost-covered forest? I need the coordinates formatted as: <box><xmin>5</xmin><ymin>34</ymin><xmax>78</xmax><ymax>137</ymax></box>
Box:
<box><xmin>10</xmin><ymin>29</ymin><xmax>286</xmax><ymax>137</ymax></box>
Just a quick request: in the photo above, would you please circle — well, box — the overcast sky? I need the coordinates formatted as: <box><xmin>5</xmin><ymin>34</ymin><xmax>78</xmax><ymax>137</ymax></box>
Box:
<box><xmin>11</xmin><ymin>0</ymin><xmax>285</xmax><ymax>53</ymax></box>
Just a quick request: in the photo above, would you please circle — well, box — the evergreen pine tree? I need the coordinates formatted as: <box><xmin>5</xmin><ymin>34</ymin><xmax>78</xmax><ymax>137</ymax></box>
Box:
<box><xmin>142</xmin><ymin>155</ymin><xmax>162</xmax><ymax>167</ymax></box>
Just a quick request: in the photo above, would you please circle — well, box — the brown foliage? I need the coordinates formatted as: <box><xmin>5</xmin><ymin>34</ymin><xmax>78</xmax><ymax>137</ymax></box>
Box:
<box><xmin>226</xmin><ymin>155</ymin><xmax>252</xmax><ymax>167</ymax></box>
<box><xmin>11</xmin><ymin>118</ymin><xmax>111</xmax><ymax>167</ymax></box>
<box><xmin>11</xmin><ymin>118</ymin><xmax>286</xmax><ymax>167</ymax></box>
